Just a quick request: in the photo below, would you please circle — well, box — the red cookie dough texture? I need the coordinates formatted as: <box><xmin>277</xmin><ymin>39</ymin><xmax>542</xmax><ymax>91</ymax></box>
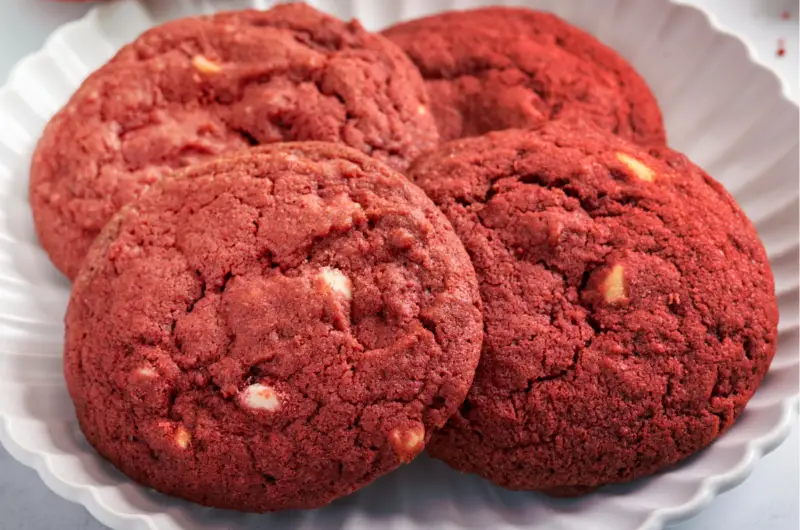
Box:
<box><xmin>409</xmin><ymin>122</ymin><xmax>777</xmax><ymax>493</ymax></box>
<box><xmin>31</xmin><ymin>4</ymin><xmax>438</xmax><ymax>280</ymax></box>
<box><xmin>383</xmin><ymin>7</ymin><xmax>665</xmax><ymax>145</ymax></box>
<box><xmin>64</xmin><ymin>143</ymin><xmax>483</xmax><ymax>511</ymax></box>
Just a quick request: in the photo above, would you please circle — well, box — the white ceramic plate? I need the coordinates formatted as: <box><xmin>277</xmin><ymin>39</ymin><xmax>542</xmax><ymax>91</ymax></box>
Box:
<box><xmin>0</xmin><ymin>1</ymin><xmax>797</xmax><ymax>529</ymax></box>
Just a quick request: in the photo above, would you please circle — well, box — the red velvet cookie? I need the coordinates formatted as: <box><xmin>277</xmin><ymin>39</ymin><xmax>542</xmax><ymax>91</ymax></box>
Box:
<box><xmin>409</xmin><ymin>122</ymin><xmax>777</xmax><ymax>493</ymax></box>
<box><xmin>64</xmin><ymin>142</ymin><xmax>482</xmax><ymax>511</ymax></box>
<box><xmin>31</xmin><ymin>4</ymin><xmax>438</xmax><ymax>280</ymax></box>
<box><xmin>382</xmin><ymin>7</ymin><xmax>665</xmax><ymax>145</ymax></box>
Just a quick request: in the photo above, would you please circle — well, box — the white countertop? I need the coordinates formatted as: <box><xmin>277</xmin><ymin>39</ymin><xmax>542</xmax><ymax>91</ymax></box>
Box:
<box><xmin>0</xmin><ymin>1</ymin><xmax>797</xmax><ymax>529</ymax></box>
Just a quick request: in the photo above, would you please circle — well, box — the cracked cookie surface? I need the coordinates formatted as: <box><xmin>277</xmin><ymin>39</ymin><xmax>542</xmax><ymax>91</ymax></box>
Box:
<box><xmin>31</xmin><ymin>4</ymin><xmax>438</xmax><ymax>280</ymax></box>
<box><xmin>64</xmin><ymin>142</ymin><xmax>482</xmax><ymax>511</ymax></box>
<box><xmin>382</xmin><ymin>7</ymin><xmax>664</xmax><ymax>145</ymax></box>
<box><xmin>409</xmin><ymin>122</ymin><xmax>777</xmax><ymax>492</ymax></box>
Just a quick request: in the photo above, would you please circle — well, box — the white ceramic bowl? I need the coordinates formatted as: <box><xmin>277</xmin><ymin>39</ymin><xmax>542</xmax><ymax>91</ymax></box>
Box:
<box><xmin>0</xmin><ymin>1</ymin><xmax>797</xmax><ymax>529</ymax></box>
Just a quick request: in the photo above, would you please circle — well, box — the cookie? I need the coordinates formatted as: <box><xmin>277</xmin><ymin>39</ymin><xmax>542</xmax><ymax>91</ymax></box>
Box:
<box><xmin>382</xmin><ymin>7</ymin><xmax>665</xmax><ymax>145</ymax></box>
<box><xmin>64</xmin><ymin>142</ymin><xmax>483</xmax><ymax>511</ymax></box>
<box><xmin>31</xmin><ymin>5</ymin><xmax>438</xmax><ymax>280</ymax></box>
<box><xmin>408</xmin><ymin>122</ymin><xmax>777</xmax><ymax>492</ymax></box>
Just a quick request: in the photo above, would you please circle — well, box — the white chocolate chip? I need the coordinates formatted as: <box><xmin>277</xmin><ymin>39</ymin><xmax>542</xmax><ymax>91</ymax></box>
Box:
<box><xmin>158</xmin><ymin>422</ymin><xmax>191</xmax><ymax>449</ymax></box>
<box><xmin>319</xmin><ymin>267</ymin><xmax>352</xmax><ymax>301</ymax></box>
<box><xmin>135</xmin><ymin>366</ymin><xmax>158</xmax><ymax>379</ymax></box>
<box><xmin>667</xmin><ymin>293</ymin><xmax>681</xmax><ymax>305</ymax></box>
<box><xmin>175</xmin><ymin>425</ymin><xmax>191</xmax><ymax>449</ymax></box>
<box><xmin>129</xmin><ymin>365</ymin><xmax>158</xmax><ymax>384</ymax></box>
<box><xmin>417</xmin><ymin>104</ymin><xmax>427</xmax><ymax>116</ymax></box>
<box><xmin>192</xmin><ymin>55</ymin><xmax>222</xmax><ymax>74</ymax></box>
<box><xmin>602</xmin><ymin>264</ymin><xmax>627</xmax><ymax>303</ymax></box>
<box><xmin>240</xmin><ymin>383</ymin><xmax>281</xmax><ymax>412</ymax></box>
<box><xmin>615</xmin><ymin>152</ymin><xmax>655</xmax><ymax>182</ymax></box>
<box><xmin>325</xmin><ymin>194</ymin><xmax>364</xmax><ymax>231</ymax></box>
<box><xmin>389</xmin><ymin>425</ymin><xmax>425</xmax><ymax>463</ymax></box>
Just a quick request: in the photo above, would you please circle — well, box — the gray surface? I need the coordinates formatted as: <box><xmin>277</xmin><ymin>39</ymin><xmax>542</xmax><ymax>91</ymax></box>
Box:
<box><xmin>0</xmin><ymin>1</ymin><xmax>797</xmax><ymax>529</ymax></box>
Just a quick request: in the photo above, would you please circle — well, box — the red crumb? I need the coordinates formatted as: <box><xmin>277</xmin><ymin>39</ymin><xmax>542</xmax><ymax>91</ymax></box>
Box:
<box><xmin>781</xmin><ymin>10</ymin><xmax>791</xmax><ymax>20</ymax></box>
<box><xmin>777</xmin><ymin>38</ymin><xmax>786</xmax><ymax>57</ymax></box>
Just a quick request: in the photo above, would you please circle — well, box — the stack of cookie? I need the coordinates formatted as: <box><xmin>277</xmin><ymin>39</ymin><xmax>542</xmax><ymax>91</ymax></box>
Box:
<box><xmin>29</xmin><ymin>4</ymin><xmax>777</xmax><ymax>512</ymax></box>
